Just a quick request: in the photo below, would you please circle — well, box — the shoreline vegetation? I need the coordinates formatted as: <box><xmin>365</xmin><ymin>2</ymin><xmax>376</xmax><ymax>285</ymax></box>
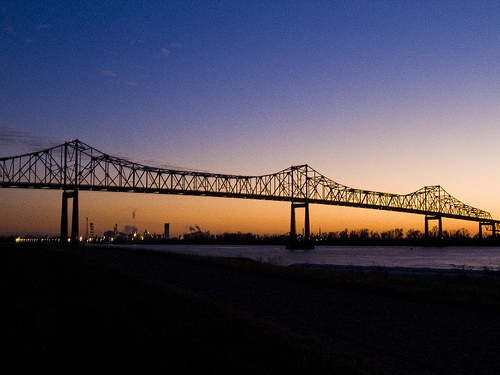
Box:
<box><xmin>3</xmin><ymin>226</ymin><xmax>500</xmax><ymax>247</ymax></box>
<box><xmin>2</xmin><ymin>242</ymin><xmax>500</xmax><ymax>373</ymax></box>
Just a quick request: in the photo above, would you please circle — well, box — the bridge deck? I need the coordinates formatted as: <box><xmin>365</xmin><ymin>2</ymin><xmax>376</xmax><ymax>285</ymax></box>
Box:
<box><xmin>1</xmin><ymin>140</ymin><xmax>499</xmax><ymax>237</ymax></box>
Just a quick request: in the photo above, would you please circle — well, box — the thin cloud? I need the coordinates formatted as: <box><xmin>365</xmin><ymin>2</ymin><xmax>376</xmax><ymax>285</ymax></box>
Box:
<box><xmin>102</xmin><ymin>70</ymin><xmax>118</xmax><ymax>77</ymax></box>
<box><xmin>102</xmin><ymin>70</ymin><xmax>138</xmax><ymax>87</ymax></box>
<box><xmin>161</xmin><ymin>48</ymin><xmax>170</xmax><ymax>56</ymax></box>
<box><xmin>0</xmin><ymin>128</ymin><xmax>64</xmax><ymax>156</ymax></box>
<box><xmin>37</xmin><ymin>24</ymin><xmax>52</xmax><ymax>29</ymax></box>
<box><xmin>0</xmin><ymin>24</ymin><xmax>15</xmax><ymax>34</ymax></box>
<box><xmin>139</xmin><ymin>159</ymin><xmax>191</xmax><ymax>171</ymax></box>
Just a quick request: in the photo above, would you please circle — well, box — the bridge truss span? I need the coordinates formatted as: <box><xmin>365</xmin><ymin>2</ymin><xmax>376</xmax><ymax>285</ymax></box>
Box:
<box><xmin>1</xmin><ymin>139</ymin><xmax>498</xmax><ymax>241</ymax></box>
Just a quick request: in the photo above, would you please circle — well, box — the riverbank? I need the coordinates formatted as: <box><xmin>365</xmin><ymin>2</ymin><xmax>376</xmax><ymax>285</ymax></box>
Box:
<box><xmin>0</xmin><ymin>243</ymin><xmax>386</xmax><ymax>374</ymax></box>
<box><xmin>2</xmin><ymin>243</ymin><xmax>500</xmax><ymax>374</ymax></box>
<box><xmin>292</xmin><ymin>263</ymin><xmax>500</xmax><ymax>282</ymax></box>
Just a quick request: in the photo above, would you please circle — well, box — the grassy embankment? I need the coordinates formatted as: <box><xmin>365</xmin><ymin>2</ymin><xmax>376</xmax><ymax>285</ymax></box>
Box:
<box><xmin>123</xmin><ymin>244</ymin><xmax>500</xmax><ymax>311</ymax></box>
<box><xmin>2</xmin><ymin>243</ymin><xmax>499</xmax><ymax>373</ymax></box>
<box><xmin>199</xmin><ymin>252</ymin><xmax>500</xmax><ymax>312</ymax></box>
<box><xmin>1</xmin><ymin>243</ymin><xmax>387</xmax><ymax>374</ymax></box>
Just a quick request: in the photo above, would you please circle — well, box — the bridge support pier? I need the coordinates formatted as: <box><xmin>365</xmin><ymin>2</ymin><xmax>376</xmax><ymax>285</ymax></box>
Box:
<box><xmin>479</xmin><ymin>221</ymin><xmax>497</xmax><ymax>239</ymax></box>
<box><xmin>479</xmin><ymin>222</ymin><xmax>486</xmax><ymax>239</ymax></box>
<box><xmin>288</xmin><ymin>201</ymin><xmax>313</xmax><ymax>249</ymax></box>
<box><xmin>424</xmin><ymin>215</ymin><xmax>442</xmax><ymax>239</ymax></box>
<box><xmin>60</xmin><ymin>190</ymin><xmax>79</xmax><ymax>244</ymax></box>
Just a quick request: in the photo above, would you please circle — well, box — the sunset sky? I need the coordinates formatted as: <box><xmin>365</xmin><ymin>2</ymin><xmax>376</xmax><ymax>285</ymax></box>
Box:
<box><xmin>1</xmin><ymin>1</ymin><xmax>500</xmax><ymax>237</ymax></box>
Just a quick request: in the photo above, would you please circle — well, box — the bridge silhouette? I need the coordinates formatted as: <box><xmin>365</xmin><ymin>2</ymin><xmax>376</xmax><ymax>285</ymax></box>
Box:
<box><xmin>1</xmin><ymin>139</ymin><xmax>498</xmax><ymax>245</ymax></box>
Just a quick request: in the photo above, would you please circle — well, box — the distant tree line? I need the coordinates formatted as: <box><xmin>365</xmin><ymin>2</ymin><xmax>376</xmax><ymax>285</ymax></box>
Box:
<box><xmin>311</xmin><ymin>227</ymin><xmax>475</xmax><ymax>246</ymax></box>
<box><xmin>3</xmin><ymin>226</ymin><xmax>499</xmax><ymax>246</ymax></box>
<box><xmin>161</xmin><ymin>226</ymin><xmax>498</xmax><ymax>246</ymax></box>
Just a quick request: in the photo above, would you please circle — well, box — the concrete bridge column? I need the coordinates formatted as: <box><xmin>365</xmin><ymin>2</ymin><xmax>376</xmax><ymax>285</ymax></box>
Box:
<box><xmin>425</xmin><ymin>215</ymin><xmax>442</xmax><ymax>239</ymax></box>
<box><xmin>71</xmin><ymin>189</ymin><xmax>79</xmax><ymax>242</ymax></box>
<box><xmin>479</xmin><ymin>222</ymin><xmax>486</xmax><ymax>239</ymax></box>
<box><xmin>480</xmin><ymin>221</ymin><xmax>498</xmax><ymax>238</ymax></box>
<box><xmin>290</xmin><ymin>203</ymin><xmax>296</xmax><ymax>240</ymax></box>
<box><xmin>60</xmin><ymin>191</ymin><xmax>69</xmax><ymax>242</ymax></box>
<box><xmin>60</xmin><ymin>190</ymin><xmax>79</xmax><ymax>244</ymax></box>
<box><xmin>290</xmin><ymin>201</ymin><xmax>310</xmax><ymax>241</ymax></box>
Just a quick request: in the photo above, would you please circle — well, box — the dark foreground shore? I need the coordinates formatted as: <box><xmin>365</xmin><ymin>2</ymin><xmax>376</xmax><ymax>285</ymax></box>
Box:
<box><xmin>2</xmin><ymin>243</ymin><xmax>499</xmax><ymax>374</ymax></box>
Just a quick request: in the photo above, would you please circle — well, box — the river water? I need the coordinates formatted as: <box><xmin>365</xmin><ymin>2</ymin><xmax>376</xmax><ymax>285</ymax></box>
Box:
<box><xmin>124</xmin><ymin>244</ymin><xmax>500</xmax><ymax>271</ymax></box>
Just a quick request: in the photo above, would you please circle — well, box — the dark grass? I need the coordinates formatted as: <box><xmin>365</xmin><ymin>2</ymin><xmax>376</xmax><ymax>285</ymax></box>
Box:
<box><xmin>113</xmin><ymin>245</ymin><xmax>500</xmax><ymax>312</ymax></box>
<box><xmin>0</xmin><ymin>243</ymin><xmax>386</xmax><ymax>374</ymax></box>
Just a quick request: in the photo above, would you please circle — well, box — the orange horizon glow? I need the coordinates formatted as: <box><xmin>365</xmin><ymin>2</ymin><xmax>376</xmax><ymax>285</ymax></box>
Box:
<box><xmin>0</xmin><ymin>188</ymin><xmax>492</xmax><ymax>238</ymax></box>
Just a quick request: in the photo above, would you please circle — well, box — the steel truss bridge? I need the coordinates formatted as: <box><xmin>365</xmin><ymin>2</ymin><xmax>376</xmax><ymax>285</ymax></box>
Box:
<box><xmin>1</xmin><ymin>139</ymin><xmax>498</xmax><ymax>243</ymax></box>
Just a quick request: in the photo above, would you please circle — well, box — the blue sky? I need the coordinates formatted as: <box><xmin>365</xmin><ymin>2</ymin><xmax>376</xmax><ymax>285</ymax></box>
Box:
<box><xmin>1</xmin><ymin>1</ymin><xmax>500</xmax><ymax>236</ymax></box>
